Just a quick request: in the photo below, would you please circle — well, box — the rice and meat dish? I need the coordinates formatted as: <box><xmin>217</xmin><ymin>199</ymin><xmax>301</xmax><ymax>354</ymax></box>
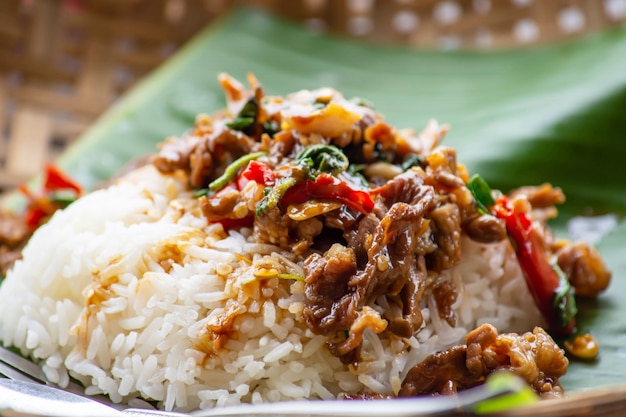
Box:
<box><xmin>0</xmin><ymin>73</ymin><xmax>611</xmax><ymax>411</ymax></box>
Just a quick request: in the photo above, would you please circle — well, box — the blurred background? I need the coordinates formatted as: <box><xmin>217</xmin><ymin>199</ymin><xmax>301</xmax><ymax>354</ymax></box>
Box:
<box><xmin>0</xmin><ymin>0</ymin><xmax>625</xmax><ymax>192</ymax></box>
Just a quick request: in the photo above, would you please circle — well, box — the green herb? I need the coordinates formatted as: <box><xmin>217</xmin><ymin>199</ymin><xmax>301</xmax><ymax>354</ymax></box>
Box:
<box><xmin>552</xmin><ymin>261</ymin><xmax>578</xmax><ymax>329</ymax></box>
<box><xmin>208</xmin><ymin>151</ymin><xmax>267</xmax><ymax>192</ymax></box>
<box><xmin>400</xmin><ymin>154</ymin><xmax>423</xmax><ymax>171</ymax></box>
<box><xmin>256</xmin><ymin>177</ymin><xmax>297</xmax><ymax>216</ymax></box>
<box><xmin>467</xmin><ymin>174</ymin><xmax>496</xmax><ymax>215</ymax></box>
<box><xmin>226</xmin><ymin>97</ymin><xmax>258</xmax><ymax>132</ymax></box>
<box><xmin>193</xmin><ymin>188</ymin><xmax>210</xmax><ymax>198</ymax></box>
<box><xmin>346</xmin><ymin>164</ymin><xmax>369</xmax><ymax>188</ymax></box>
<box><xmin>296</xmin><ymin>144</ymin><xmax>349</xmax><ymax>179</ymax></box>
<box><xmin>49</xmin><ymin>193</ymin><xmax>77</xmax><ymax>208</ymax></box>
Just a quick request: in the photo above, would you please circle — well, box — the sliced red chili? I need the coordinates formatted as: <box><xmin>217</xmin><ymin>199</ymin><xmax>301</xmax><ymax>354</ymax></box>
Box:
<box><xmin>237</xmin><ymin>160</ymin><xmax>276</xmax><ymax>189</ymax></box>
<box><xmin>493</xmin><ymin>195</ymin><xmax>576</xmax><ymax>335</ymax></box>
<box><xmin>209</xmin><ymin>216</ymin><xmax>254</xmax><ymax>230</ymax></box>
<box><xmin>43</xmin><ymin>163</ymin><xmax>82</xmax><ymax>194</ymax></box>
<box><xmin>307</xmin><ymin>174</ymin><xmax>374</xmax><ymax>214</ymax></box>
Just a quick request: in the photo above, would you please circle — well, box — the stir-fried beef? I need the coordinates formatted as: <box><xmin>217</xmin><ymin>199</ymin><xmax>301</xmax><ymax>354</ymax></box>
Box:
<box><xmin>399</xmin><ymin>323</ymin><xmax>568</xmax><ymax>398</ymax></box>
<box><xmin>304</xmin><ymin>196</ymin><xmax>436</xmax><ymax>361</ymax></box>
<box><xmin>145</xmin><ymin>74</ymin><xmax>611</xmax><ymax>397</ymax></box>
<box><xmin>463</xmin><ymin>213</ymin><xmax>507</xmax><ymax>243</ymax></box>
<box><xmin>386</xmin><ymin>255</ymin><xmax>427</xmax><ymax>337</ymax></box>
<box><xmin>555</xmin><ymin>241</ymin><xmax>611</xmax><ymax>297</ymax></box>
<box><xmin>154</xmin><ymin>126</ymin><xmax>259</xmax><ymax>189</ymax></box>
<box><xmin>304</xmin><ymin>244</ymin><xmax>359</xmax><ymax>336</ymax></box>
<box><xmin>510</xmin><ymin>183</ymin><xmax>565</xmax><ymax>208</ymax></box>
<box><xmin>432</xmin><ymin>275</ymin><xmax>458</xmax><ymax>327</ymax></box>
<box><xmin>426</xmin><ymin>203</ymin><xmax>462</xmax><ymax>271</ymax></box>
<box><xmin>254</xmin><ymin>206</ymin><xmax>294</xmax><ymax>249</ymax></box>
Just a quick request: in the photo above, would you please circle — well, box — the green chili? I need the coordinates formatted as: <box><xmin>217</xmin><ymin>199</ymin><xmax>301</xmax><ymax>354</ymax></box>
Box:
<box><xmin>208</xmin><ymin>151</ymin><xmax>267</xmax><ymax>192</ymax></box>
<box><xmin>256</xmin><ymin>177</ymin><xmax>297</xmax><ymax>216</ymax></box>
<box><xmin>467</xmin><ymin>174</ymin><xmax>496</xmax><ymax>215</ymax></box>
<box><xmin>277</xmin><ymin>273</ymin><xmax>305</xmax><ymax>281</ymax></box>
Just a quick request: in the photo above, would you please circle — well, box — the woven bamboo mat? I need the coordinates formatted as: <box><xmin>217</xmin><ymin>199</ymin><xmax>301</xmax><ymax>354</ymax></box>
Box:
<box><xmin>0</xmin><ymin>0</ymin><xmax>625</xmax><ymax>189</ymax></box>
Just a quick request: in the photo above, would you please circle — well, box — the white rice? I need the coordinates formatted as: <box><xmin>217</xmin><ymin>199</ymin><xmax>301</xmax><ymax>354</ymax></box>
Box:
<box><xmin>0</xmin><ymin>165</ymin><xmax>542</xmax><ymax>411</ymax></box>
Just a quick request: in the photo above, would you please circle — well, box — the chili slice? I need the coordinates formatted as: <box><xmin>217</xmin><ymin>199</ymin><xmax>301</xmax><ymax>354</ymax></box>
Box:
<box><xmin>493</xmin><ymin>195</ymin><xmax>577</xmax><ymax>335</ymax></box>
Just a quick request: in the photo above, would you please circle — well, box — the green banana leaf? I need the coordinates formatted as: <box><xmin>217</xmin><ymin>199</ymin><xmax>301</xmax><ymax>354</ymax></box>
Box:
<box><xmin>27</xmin><ymin>8</ymin><xmax>626</xmax><ymax>392</ymax></box>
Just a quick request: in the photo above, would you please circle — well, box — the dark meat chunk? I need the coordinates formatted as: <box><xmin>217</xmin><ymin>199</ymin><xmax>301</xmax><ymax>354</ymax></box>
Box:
<box><xmin>254</xmin><ymin>207</ymin><xmax>294</xmax><ymax>249</ymax></box>
<box><xmin>372</xmin><ymin>168</ymin><xmax>430</xmax><ymax>207</ymax></box>
<box><xmin>556</xmin><ymin>241</ymin><xmax>611</xmax><ymax>297</ymax></box>
<box><xmin>399</xmin><ymin>324</ymin><xmax>568</xmax><ymax>399</ymax></box>
<box><xmin>510</xmin><ymin>183</ymin><xmax>565</xmax><ymax>208</ymax></box>
<box><xmin>152</xmin><ymin>135</ymin><xmax>203</xmax><ymax>174</ymax></box>
<box><xmin>293</xmin><ymin>217</ymin><xmax>324</xmax><ymax>255</ymax></box>
<box><xmin>355</xmin><ymin>199</ymin><xmax>434</xmax><ymax>298</ymax></box>
<box><xmin>304</xmin><ymin>244</ymin><xmax>360</xmax><ymax>335</ymax></box>
<box><xmin>463</xmin><ymin>213</ymin><xmax>507</xmax><ymax>244</ymax></box>
<box><xmin>342</xmin><ymin>212</ymin><xmax>378</xmax><ymax>266</ymax></box>
<box><xmin>400</xmin><ymin>344</ymin><xmax>469</xmax><ymax>396</ymax></box>
<box><xmin>265</xmin><ymin>130</ymin><xmax>297</xmax><ymax>166</ymax></box>
<box><xmin>153</xmin><ymin>126</ymin><xmax>259</xmax><ymax>189</ymax></box>
<box><xmin>304</xmin><ymin>194</ymin><xmax>435</xmax><ymax>361</ymax></box>
<box><xmin>424</xmin><ymin>147</ymin><xmax>464</xmax><ymax>191</ymax></box>
<box><xmin>426</xmin><ymin>203</ymin><xmax>461</xmax><ymax>271</ymax></box>
<box><xmin>328</xmin><ymin>306</ymin><xmax>387</xmax><ymax>358</ymax></box>
<box><xmin>200</xmin><ymin>187</ymin><xmax>242</xmax><ymax>221</ymax></box>
<box><xmin>386</xmin><ymin>256</ymin><xmax>427</xmax><ymax>338</ymax></box>
<box><xmin>432</xmin><ymin>275</ymin><xmax>458</xmax><ymax>327</ymax></box>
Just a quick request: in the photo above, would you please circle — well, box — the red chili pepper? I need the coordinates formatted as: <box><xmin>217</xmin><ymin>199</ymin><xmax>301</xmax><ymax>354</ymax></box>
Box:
<box><xmin>43</xmin><ymin>163</ymin><xmax>82</xmax><ymax>194</ymax></box>
<box><xmin>210</xmin><ymin>216</ymin><xmax>254</xmax><ymax>230</ymax></box>
<box><xmin>493</xmin><ymin>195</ymin><xmax>576</xmax><ymax>335</ymax></box>
<box><xmin>280</xmin><ymin>174</ymin><xmax>375</xmax><ymax>215</ymax></box>
<box><xmin>237</xmin><ymin>160</ymin><xmax>276</xmax><ymax>190</ymax></box>
<box><xmin>308</xmin><ymin>174</ymin><xmax>374</xmax><ymax>214</ymax></box>
<box><xmin>18</xmin><ymin>165</ymin><xmax>82</xmax><ymax>229</ymax></box>
<box><xmin>280</xmin><ymin>182</ymin><xmax>309</xmax><ymax>206</ymax></box>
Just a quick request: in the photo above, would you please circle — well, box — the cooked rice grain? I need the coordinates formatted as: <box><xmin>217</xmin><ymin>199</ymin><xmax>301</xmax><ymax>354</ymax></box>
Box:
<box><xmin>0</xmin><ymin>165</ymin><xmax>542</xmax><ymax>411</ymax></box>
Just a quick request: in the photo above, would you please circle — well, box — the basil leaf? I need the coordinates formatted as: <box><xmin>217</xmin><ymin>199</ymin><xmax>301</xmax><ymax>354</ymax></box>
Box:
<box><xmin>226</xmin><ymin>97</ymin><xmax>258</xmax><ymax>132</ymax></box>
<box><xmin>296</xmin><ymin>144</ymin><xmax>349</xmax><ymax>178</ymax></box>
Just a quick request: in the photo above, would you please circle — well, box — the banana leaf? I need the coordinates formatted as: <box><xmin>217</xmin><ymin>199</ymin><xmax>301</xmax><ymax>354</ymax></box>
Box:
<box><xmin>24</xmin><ymin>8</ymin><xmax>626</xmax><ymax>392</ymax></box>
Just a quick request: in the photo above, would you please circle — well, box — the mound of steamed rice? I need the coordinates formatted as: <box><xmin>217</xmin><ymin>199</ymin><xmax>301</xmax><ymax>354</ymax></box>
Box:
<box><xmin>0</xmin><ymin>164</ymin><xmax>542</xmax><ymax>411</ymax></box>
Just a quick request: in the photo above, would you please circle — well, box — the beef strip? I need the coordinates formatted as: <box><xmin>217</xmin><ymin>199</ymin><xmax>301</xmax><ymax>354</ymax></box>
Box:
<box><xmin>304</xmin><ymin>193</ymin><xmax>436</xmax><ymax>361</ymax></box>
<box><xmin>426</xmin><ymin>203</ymin><xmax>462</xmax><ymax>271</ymax></box>
<box><xmin>399</xmin><ymin>323</ymin><xmax>568</xmax><ymax>398</ymax></box>
<box><xmin>304</xmin><ymin>244</ymin><xmax>360</xmax><ymax>335</ymax></box>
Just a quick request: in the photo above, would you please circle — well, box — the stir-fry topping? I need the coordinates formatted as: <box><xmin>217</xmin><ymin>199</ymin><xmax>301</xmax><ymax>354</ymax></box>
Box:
<box><xmin>151</xmin><ymin>74</ymin><xmax>611</xmax><ymax>370</ymax></box>
<box><xmin>0</xmin><ymin>73</ymin><xmax>609</xmax><ymax>403</ymax></box>
<box><xmin>0</xmin><ymin>164</ymin><xmax>82</xmax><ymax>277</ymax></box>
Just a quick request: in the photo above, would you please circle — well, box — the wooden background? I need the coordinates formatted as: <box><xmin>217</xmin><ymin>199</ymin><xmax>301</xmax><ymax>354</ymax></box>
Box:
<box><xmin>0</xmin><ymin>0</ymin><xmax>625</xmax><ymax>190</ymax></box>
